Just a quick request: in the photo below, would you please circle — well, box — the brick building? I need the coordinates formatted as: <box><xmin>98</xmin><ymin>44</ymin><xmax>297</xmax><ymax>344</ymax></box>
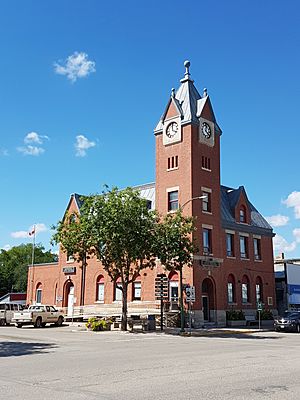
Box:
<box><xmin>27</xmin><ymin>61</ymin><xmax>276</xmax><ymax>326</ymax></box>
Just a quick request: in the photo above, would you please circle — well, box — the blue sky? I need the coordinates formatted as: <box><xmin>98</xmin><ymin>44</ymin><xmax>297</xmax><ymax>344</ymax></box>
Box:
<box><xmin>0</xmin><ymin>0</ymin><xmax>299</xmax><ymax>257</ymax></box>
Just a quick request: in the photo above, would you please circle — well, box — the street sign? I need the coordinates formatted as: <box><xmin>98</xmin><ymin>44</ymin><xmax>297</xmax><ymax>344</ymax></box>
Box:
<box><xmin>185</xmin><ymin>286</ymin><xmax>195</xmax><ymax>302</ymax></box>
<box><xmin>257</xmin><ymin>302</ymin><xmax>263</xmax><ymax>311</ymax></box>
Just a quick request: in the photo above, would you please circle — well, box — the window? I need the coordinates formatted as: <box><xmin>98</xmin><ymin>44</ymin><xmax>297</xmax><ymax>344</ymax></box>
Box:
<box><xmin>202</xmin><ymin>191</ymin><xmax>211</xmax><ymax>213</ymax></box>
<box><xmin>114</xmin><ymin>281</ymin><xmax>123</xmax><ymax>301</ymax></box>
<box><xmin>202</xmin><ymin>156</ymin><xmax>211</xmax><ymax>170</ymax></box>
<box><xmin>239</xmin><ymin>235</ymin><xmax>248</xmax><ymax>259</ymax></box>
<box><xmin>36</xmin><ymin>283</ymin><xmax>42</xmax><ymax>304</ymax></box>
<box><xmin>146</xmin><ymin>200</ymin><xmax>152</xmax><ymax>210</ymax></box>
<box><xmin>227</xmin><ymin>275</ymin><xmax>235</xmax><ymax>303</ymax></box>
<box><xmin>254</xmin><ymin>238</ymin><xmax>261</xmax><ymax>260</ymax></box>
<box><xmin>256</xmin><ymin>277</ymin><xmax>263</xmax><ymax>304</ymax></box>
<box><xmin>239</xmin><ymin>206</ymin><xmax>246</xmax><ymax>223</ymax></box>
<box><xmin>168</xmin><ymin>190</ymin><xmax>178</xmax><ymax>211</ymax></box>
<box><xmin>203</xmin><ymin>228</ymin><xmax>212</xmax><ymax>254</ymax></box>
<box><xmin>242</xmin><ymin>276</ymin><xmax>249</xmax><ymax>304</ymax></box>
<box><xmin>133</xmin><ymin>280</ymin><xmax>141</xmax><ymax>301</ymax></box>
<box><xmin>96</xmin><ymin>276</ymin><xmax>105</xmax><ymax>302</ymax></box>
<box><xmin>226</xmin><ymin>233</ymin><xmax>234</xmax><ymax>257</ymax></box>
<box><xmin>169</xmin><ymin>272</ymin><xmax>179</xmax><ymax>303</ymax></box>
<box><xmin>167</xmin><ymin>156</ymin><xmax>178</xmax><ymax>170</ymax></box>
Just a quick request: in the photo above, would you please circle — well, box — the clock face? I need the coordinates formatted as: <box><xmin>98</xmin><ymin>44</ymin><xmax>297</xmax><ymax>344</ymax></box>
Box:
<box><xmin>201</xmin><ymin>122</ymin><xmax>211</xmax><ymax>139</ymax></box>
<box><xmin>166</xmin><ymin>121</ymin><xmax>178</xmax><ymax>138</ymax></box>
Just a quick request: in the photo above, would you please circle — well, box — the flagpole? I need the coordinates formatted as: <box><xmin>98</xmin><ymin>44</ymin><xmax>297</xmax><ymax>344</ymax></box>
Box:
<box><xmin>30</xmin><ymin>225</ymin><xmax>36</xmax><ymax>304</ymax></box>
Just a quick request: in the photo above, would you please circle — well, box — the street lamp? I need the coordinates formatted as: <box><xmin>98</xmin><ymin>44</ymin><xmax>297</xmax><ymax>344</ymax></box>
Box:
<box><xmin>178</xmin><ymin>195</ymin><xmax>207</xmax><ymax>333</ymax></box>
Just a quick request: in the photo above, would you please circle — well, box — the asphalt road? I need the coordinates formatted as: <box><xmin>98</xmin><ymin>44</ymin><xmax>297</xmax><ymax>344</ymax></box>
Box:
<box><xmin>1</xmin><ymin>325</ymin><xmax>300</xmax><ymax>400</ymax></box>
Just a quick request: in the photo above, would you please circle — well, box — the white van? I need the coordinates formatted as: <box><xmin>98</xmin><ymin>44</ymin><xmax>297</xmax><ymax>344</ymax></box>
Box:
<box><xmin>0</xmin><ymin>303</ymin><xmax>24</xmax><ymax>326</ymax></box>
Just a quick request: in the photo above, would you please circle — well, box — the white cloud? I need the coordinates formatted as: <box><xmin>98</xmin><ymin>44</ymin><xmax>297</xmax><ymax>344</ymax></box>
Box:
<box><xmin>75</xmin><ymin>134</ymin><xmax>96</xmax><ymax>157</ymax></box>
<box><xmin>24</xmin><ymin>131</ymin><xmax>49</xmax><ymax>144</ymax></box>
<box><xmin>265</xmin><ymin>214</ymin><xmax>289</xmax><ymax>227</ymax></box>
<box><xmin>1</xmin><ymin>244</ymin><xmax>11</xmax><ymax>251</ymax></box>
<box><xmin>11</xmin><ymin>223</ymin><xmax>48</xmax><ymax>239</ymax></box>
<box><xmin>293</xmin><ymin>228</ymin><xmax>300</xmax><ymax>243</ymax></box>
<box><xmin>273</xmin><ymin>234</ymin><xmax>296</xmax><ymax>253</ymax></box>
<box><xmin>54</xmin><ymin>52</ymin><xmax>96</xmax><ymax>83</ymax></box>
<box><xmin>17</xmin><ymin>145</ymin><xmax>45</xmax><ymax>156</ymax></box>
<box><xmin>18</xmin><ymin>132</ymin><xmax>49</xmax><ymax>156</ymax></box>
<box><xmin>283</xmin><ymin>191</ymin><xmax>300</xmax><ymax>219</ymax></box>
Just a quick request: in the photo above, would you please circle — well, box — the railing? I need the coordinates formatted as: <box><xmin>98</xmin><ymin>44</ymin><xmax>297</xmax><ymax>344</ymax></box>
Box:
<box><xmin>61</xmin><ymin>301</ymin><xmax>162</xmax><ymax>320</ymax></box>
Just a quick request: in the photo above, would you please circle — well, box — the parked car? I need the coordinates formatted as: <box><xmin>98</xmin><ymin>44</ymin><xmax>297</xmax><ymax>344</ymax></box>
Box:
<box><xmin>274</xmin><ymin>311</ymin><xmax>300</xmax><ymax>332</ymax></box>
<box><xmin>0</xmin><ymin>303</ymin><xmax>23</xmax><ymax>326</ymax></box>
<box><xmin>12</xmin><ymin>304</ymin><xmax>64</xmax><ymax>328</ymax></box>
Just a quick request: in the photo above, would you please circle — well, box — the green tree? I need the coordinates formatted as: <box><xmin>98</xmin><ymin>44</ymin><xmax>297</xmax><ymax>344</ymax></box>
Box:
<box><xmin>52</xmin><ymin>210</ymin><xmax>94</xmax><ymax>305</ymax></box>
<box><xmin>154</xmin><ymin>210</ymin><xmax>197</xmax><ymax>332</ymax></box>
<box><xmin>0</xmin><ymin>244</ymin><xmax>57</xmax><ymax>296</ymax></box>
<box><xmin>83</xmin><ymin>187</ymin><xmax>157</xmax><ymax>331</ymax></box>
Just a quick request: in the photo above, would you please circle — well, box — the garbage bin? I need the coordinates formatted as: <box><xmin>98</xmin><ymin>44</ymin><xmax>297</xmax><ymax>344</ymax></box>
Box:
<box><xmin>147</xmin><ymin>315</ymin><xmax>156</xmax><ymax>331</ymax></box>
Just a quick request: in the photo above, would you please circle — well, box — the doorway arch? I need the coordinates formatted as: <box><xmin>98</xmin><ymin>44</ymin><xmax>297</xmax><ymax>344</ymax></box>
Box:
<box><xmin>201</xmin><ymin>278</ymin><xmax>215</xmax><ymax>322</ymax></box>
<box><xmin>63</xmin><ymin>280</ymin><xmax>75</xmax><ymax>317</ymax></box>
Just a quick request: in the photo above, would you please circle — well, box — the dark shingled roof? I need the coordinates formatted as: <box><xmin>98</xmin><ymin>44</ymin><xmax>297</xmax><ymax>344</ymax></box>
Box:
<box><xmin>221</xmin><ymin>185</ymin><xmax>274</xmax><ymax>236</ymax></box>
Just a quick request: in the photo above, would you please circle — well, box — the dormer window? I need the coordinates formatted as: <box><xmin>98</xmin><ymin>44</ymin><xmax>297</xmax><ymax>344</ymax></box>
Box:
<box><xmin>239</xmin><ymin>206</ymin><xmax>246</xmax><ymax>223</ymax></box>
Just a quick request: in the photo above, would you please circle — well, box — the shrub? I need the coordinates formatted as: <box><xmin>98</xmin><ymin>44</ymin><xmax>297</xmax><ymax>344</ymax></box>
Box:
<box><xmin>86</xmin><ymin>317</ymin><xmax>112</xmax><ymax>331</ymax></box>
<box><xmin>257</xmin><ymin>309</ymin><xmax>273</xmax><ymax>320</ymax></box>
<box><xmin>226</xmin><ymin>309</ymin><xmax>245</xmax><ymax>321</ymax></box>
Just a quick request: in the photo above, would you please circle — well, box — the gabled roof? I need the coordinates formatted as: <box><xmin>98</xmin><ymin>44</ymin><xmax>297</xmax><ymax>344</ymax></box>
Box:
<box><xmin>221</xmin><ymin>185</ymin><xmax>273</xmax><ymax>235</ymax></box>
<box><xmin>154</xmin><ymin>61</ymin><xmax>220</xmax><ymax>133</ymax></box>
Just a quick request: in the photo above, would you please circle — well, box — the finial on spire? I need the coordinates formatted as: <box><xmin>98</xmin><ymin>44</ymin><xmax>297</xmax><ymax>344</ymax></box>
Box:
<box><xmin>171</xmin><ymin>88</ymin><xmax>176</xmax><ymax>98</ymax></box>
<box><xmin>203</xmin><ymin>88</ymin><xmax>208</xmax><ymax>97</ymax></box>
<box><xmin>184</xmin><ymin>60</ymin><xmax>191</xmax><ymax>77</ymax></box>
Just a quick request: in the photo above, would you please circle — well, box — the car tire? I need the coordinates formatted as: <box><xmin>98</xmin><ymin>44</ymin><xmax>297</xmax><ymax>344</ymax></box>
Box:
<box><xmin>16</xmin><ymin>323</ymin><xmax>23</xmax><ymax>329</ymax></box>
<box><xmin>275</xmin><ymin>328</ymin><xmax>280</xmax><ymax>332</ymax></box>
<box><xmin>0</xmin><ymin>319</ymin><xmax>6</xmax><ymax>326</ymax></box>
<box><xmin>55</xmin><ymin>316</ymin><xmax>63</xmax><ymax>327</ymax></box>
<box><xmin>34</xmin><ymin>317</ymin><xmax>42</xmax><ymax>328</ymax></box>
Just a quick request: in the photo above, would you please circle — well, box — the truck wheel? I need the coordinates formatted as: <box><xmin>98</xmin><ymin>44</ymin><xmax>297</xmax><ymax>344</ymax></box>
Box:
<box><xmin>0</xmin><ymin>319</ymin><xmax>5</xmax><ymax>326</ymax></box>
<box><xmin>56</xmin><ymin>316</ymin><xmax>63</xmax><ymax>327</ymax></box>
<box><xmin>16</xmin><ymin>324</ymin><xmax>23</xmax><ymax>329</ymax></box>
<box><xmin>34</xmin><ymin>317</ymin><xmax>42</xmax><ymax>328</ymax></box>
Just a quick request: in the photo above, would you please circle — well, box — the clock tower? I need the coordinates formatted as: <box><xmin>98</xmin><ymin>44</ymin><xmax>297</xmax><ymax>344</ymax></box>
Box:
<box><xmin>154</xmin><ymin>60</ymin><xmax>222</xmax><ymax>246</ymax></box>
<box><xmin>154</xmin><ymin>61</ymin><xmax>224</xmax><ymax>323</ymax></box>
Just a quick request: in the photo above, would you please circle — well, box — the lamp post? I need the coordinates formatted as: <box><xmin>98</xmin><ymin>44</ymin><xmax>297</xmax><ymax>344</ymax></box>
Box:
<box><xmin>178</xmin><ymin>195</ymin><xmax>207</xmax><ymax>333</ymax></box>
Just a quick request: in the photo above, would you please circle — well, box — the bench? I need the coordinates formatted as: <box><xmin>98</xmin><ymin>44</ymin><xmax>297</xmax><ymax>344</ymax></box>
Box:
<box><xmin>128</xmin><ymin>318</ymin><xmax>148</xmax><ymax>332</ymax></box>
<box><xmin>245</xmin><ymin>315</ymin><xmax>258</xmax><ymax>326</ymax></box>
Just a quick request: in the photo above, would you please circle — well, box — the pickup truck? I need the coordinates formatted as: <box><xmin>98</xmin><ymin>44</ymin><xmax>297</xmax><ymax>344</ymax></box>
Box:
<box><xmin>12</xmin><ymin>305</ymin><xmax>64</xmax><ymax>328</ymax></box>
<box><xmin>0</xmin><ymin>303</ymin><xmax>23</xmax><ymax>326</ymax></box>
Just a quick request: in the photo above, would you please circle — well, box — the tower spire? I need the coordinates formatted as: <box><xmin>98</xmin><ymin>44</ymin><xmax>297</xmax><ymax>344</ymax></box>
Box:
<box><xmin>180</xmin><ymin>60</ymin><xmax>194</xmax><ymax>83</ymax></box>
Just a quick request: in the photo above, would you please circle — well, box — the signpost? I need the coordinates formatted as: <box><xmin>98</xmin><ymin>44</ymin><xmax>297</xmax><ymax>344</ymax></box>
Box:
<box><xmin>155</xmin><ymin>274</ymin><xmax>168</xmax><ymax>331</ymax></box>
<box><xmin>257</xmin><ymin>301</ymin><xmax>263</xmax><ymax>330</ymax></box>
<box><xmin>185</xmin><ymin>286</ymin><xmax>195</xmax><ymax>333</ymax></box>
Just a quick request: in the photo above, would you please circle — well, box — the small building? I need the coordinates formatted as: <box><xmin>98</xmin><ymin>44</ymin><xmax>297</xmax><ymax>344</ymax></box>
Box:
<box><xmin>0</xmin><ymin>292</ymin><xmax>26</xmax><ymax>305</ymax></box>
<box><xmin>275</xmin><ymin>253</ymin><xmax>300</xmax><ymax>315</ymax></box>
<box><xmin>27</xmin><ymin>61</ymin><xmax>276</xmax><ymax>326</ymax></box>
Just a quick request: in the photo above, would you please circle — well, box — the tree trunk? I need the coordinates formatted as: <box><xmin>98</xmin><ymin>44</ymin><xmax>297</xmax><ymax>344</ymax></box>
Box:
<box><xmin>121</xmin><ymin>284</ymin><xmax>128</xmax><ymax>331</ymax></box>
<box><xmin>80</xmin><ymin>256</ymin><xmax>86</xmax><ymax>306</ymax></box>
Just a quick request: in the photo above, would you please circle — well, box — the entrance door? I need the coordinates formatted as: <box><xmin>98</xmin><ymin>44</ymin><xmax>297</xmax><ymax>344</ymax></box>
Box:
<box><xmin>202</xmin><ymin>295</ymin><xmax>209</xmax><ymax>322</ymax></box>
<box><xmin>67</xmin><ymin>285</ymin><xmax>74</xmax><ymax>317</ymax></box>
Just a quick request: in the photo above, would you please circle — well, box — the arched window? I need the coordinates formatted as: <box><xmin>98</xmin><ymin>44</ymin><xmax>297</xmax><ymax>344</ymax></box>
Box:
<box><xmin>96</xmin><ymin>275</ymin><xmax>105</xmax><ymax>302</ymax></box>
<box><xmin>36</xmin><ymin>283</ymin><xmax>42</xmax><ymax>304</ymax></box>
<box><xmin>54</xmin><ymin>283</ymin><xmax>58</xmax><ymax>304</ymax></box>
<box><xmin>239</xmin><ymin>205</ymin><xmax>246</xmax><ymax>223</ymax></box>
<box><xmin>132</xmin><ymin>275</ymin><xmax>141</xmax><ymax>301</ymax></box>
<box><xmin>255</xmin><ymin>276</ymin><xmax>263</xmax><ymax>304</ymax></box>
<box><xmin>168</xmin><ymin>272</ymin><xmax>179</xmax><ymax>302</ymax></box>
<box><xmin>114</xmin><ymin>277</ymin><xmax>122</xmax><ymax>301</ymax></box>
<box><xmin>241</xmin><ymin>275</ymin><xmax>250</xmax><ymax>304</ymax></box>
<box><xmin>227</xmin><ymin>274</ymin><xmax>235</xmax><ymax>304</ymax></box>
